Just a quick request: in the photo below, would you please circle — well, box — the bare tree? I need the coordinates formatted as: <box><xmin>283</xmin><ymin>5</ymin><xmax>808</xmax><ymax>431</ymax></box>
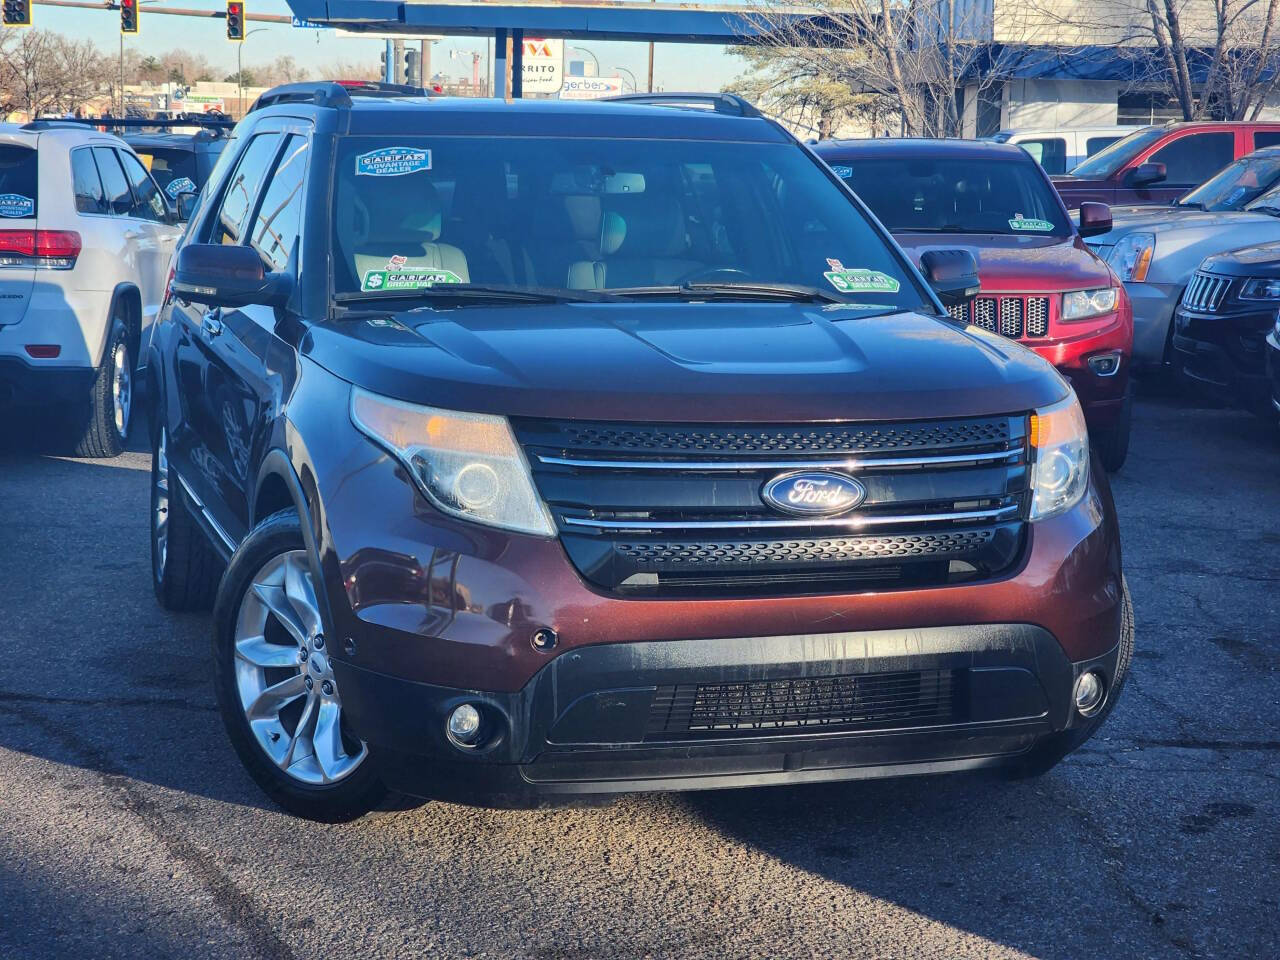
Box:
<box><xmin>741</xmin><ymin>1</ymin><xmax>1039</xmax><ymax>137</ymax></box>
<box><xmin>0</xmin><ymin>30</ymin><xmax>113</xmax><ymax>118</ymax></box>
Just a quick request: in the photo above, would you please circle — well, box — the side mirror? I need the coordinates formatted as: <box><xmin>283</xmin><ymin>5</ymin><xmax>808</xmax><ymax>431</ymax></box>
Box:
<box><xmin>920</xmin><ymin>248</ymin><xmax>980</xmax><ymax>308</ymax></box>
<box><xmin>175</xmin><ymin>191</ymin><xmax>199</xmax><ymax>223</ymax></box>
<box><xmin>1077</xmin><ymin>201</ymin><xmax>1113</xmax><ymax>238</ymax></box>
<box><xmin>1129</xmin><ymin>161</ymin><xmax>1166</xmax><ymax>186</ymax></box>
<box><xmin>172</xmin><ymin>243</ymin><xmax>291</xmax><ymax>309</ymax></box>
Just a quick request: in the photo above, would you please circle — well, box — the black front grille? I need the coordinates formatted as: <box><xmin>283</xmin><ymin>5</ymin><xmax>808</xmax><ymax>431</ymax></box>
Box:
<box><xmin>647</xmin><ymin>669</ymin><xmax>958</xmax><ymax>739</ymax></box>
<box><xmin>1183</xmin><ymin>272</ymin><xmax>1232</xmax><ymax>313</ymax></box>
<box><xmin>513</xmin><ymin>415</ymin><xmax>1030</xmax><ymax>597</ymax></box>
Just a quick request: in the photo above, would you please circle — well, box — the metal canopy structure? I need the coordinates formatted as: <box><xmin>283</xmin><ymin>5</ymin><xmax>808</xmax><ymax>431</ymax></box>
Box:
<box><xmin>283</xmin><ymin>0</ymin><xmax>824</xmax><ymax>97</ymax></box>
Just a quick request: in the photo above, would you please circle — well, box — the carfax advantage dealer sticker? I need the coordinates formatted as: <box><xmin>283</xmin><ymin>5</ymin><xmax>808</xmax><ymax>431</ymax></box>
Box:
<box><xmin>356</xmin><ymin>147</ymin><xmax>432</xmax><ymax>177</ymax></box>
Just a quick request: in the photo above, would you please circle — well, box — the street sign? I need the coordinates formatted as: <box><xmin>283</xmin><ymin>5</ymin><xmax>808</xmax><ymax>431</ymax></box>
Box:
<box><xmin>522</xmin><ymin>37</ymin><xmax>563</xmax><ymax>94</ymax></box>
<box><xmin>290</xmin><ymin>16</ymin><xmax>331</xmax><ymax>29</ymax></box>
<box><xmin>559</xmin><ymin>76</ymin><xmax>623</xmax><ymax>100</ymax></box>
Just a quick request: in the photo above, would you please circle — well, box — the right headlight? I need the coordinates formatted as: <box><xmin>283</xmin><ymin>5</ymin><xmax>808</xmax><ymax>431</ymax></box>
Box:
<box><xmin>350</xmin><ymin>387</ymin><xmax>555</xmax><ymax>537</ymax></box>
<box><xmin>1029</xmin><ymin>395</ymin><xmax>1090</xmax><ymax>521</ymax></box>
<box><xmin>1106</xmin><ymin>232</ymin><xmax>1156</xmax><ymax>282</ymax></box>
<box><xmin>1238</xmin><ymin>277</ymin><xmax>1280</xmax><ymax>301</ymax></box>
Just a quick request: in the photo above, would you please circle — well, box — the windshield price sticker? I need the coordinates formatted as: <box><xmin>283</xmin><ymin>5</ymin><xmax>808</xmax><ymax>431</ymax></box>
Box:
<box><xmin>362</xmin><ymin>269</ymin><xmax>463</xmax><ymax>292</ymax></box>
<box><xmin>0</xmin><ymin>194</ymin><xmax>34</xmax><ymax>218</ymax></box>
<box><xmin>823</xmin><ymin>259</ymin><xmax>900</xmax><ymax>294</ymax></box>
<box><xmin>356</xmin><ymin>147</ymin><xmax>432</xmax><ymax>177</ymax></box>
<box><xmin>165</xmin><ymin>177</ymin><xmax>197</xmax><ymax>199</ymax></box>
<box><xmin>1009</xmin><ymin>214</ymin><xmax>1054</xmax><ymax>232</ymax></box>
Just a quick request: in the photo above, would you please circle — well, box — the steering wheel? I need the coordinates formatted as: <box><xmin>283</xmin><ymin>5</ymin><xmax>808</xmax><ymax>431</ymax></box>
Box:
<box><xmin>674</xmin><ymin>266</ymin><xmax>752</xmax><ymax>285</ymax></box>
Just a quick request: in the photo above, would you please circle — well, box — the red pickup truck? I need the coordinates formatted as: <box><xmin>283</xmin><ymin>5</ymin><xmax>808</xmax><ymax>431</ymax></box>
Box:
<box><xmin>1053</xmin><ymin>122</ymin><xmax>1280</xmax><ymax>207</ymax></box>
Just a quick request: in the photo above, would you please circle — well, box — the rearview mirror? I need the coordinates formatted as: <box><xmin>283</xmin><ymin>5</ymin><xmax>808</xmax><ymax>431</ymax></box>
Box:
<box><xmin>1077</xmin><ymin>201</ymin><xmax>1113</xmax><ymax>239</ymax></box>
<box><xmin>1129</xmin><ymin>161</ymin><xmax>1166</xmax><ymax>187</ymax></box>
<box><xmin>172</xmin><ymin>243</ymin><xmax>292</xmax><ymax>309</ymax></box>
<box><xmin>175</xmin><ymin>191</ymin><xmax>199</xmax><ymax>222</ymax></box>
<box><xmin>920</xmin><ymin>249</ymin><xmax>980</xmax><ymax>308</ymax></box>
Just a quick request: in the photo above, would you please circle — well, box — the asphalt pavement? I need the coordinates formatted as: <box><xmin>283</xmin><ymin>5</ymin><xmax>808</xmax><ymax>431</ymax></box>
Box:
<box><xmin>0</xmin><ymin>393</ymin><xmax>1276</xmax><ymax>960</ymax></box>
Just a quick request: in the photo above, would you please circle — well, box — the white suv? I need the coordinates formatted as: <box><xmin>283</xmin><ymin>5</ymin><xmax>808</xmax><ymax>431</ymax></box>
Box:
<box><xmin>0</xmin><ymin>121</ymin><xmax>182</xmax><ymax>457</ymax></box>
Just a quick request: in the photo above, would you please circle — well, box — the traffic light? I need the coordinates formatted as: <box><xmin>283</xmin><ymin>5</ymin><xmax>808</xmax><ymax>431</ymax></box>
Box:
<box><xmin>2</xmin><ymin>0</ymin><xmax>32</xmax><ymax>28</ymax></box>
<box><xmin>119</xmin><ymin>0</ymin><xmax>138</xmax><ymax>34</ymax></box>
<box><xmin>226</xmin><ymin>1</ymin><xmax>244</xmax><ymax>41</ymax></box>
<box><xmin>404</xmin><ymin>49</ymin><xmax>419</xmax><ymax>85</ymax></box>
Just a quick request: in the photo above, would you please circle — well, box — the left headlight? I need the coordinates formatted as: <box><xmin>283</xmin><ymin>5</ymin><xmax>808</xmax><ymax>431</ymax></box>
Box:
<box><xmin>1239</xmin><ymin>277</ymin><xmax>1280</xmax><ymax>301</ymax></box>
<box><xmin>350</xmin><ymin>387</ymin><xmax>555</xmax><ymax>537</ymax></box>
<box><xmin>1106</xmin><ymin>232</ymin><xmax>1155</xmax><ymax>282</ymax></box>
<box><xmin>1029</xmin><ymin>395</ymin><xmax>1090</xmax><ymax>522</ymax></box>
<box><xmin>1062</xmin><ymin>286</ymin><xmax>1119</xmax><ymax>322</ymax></box>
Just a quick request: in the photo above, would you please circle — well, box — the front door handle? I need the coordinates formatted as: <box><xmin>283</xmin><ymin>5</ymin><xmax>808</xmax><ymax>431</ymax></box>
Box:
<box><xmin>202</xmin><ymin>310</ymin><xmax>223</xmax><ymax>338</ymax></box>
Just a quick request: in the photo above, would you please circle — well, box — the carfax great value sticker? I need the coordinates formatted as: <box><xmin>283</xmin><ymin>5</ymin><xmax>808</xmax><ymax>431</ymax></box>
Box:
<box><xmin>356</xmin><ymin>147</ymin><xmax>432</xmax><ymax>177</ymax></box>
<box><xmin>361</xmin><ymin>269</ymin><xmax>463</xmax><ymax>292</ymax></box>
<box><xmin>1008</xmin><ymin>214</ymin><xmax>1054</xmax><ymax>232</ymax></box>
<box><xmin>822</xmin><ymin>258</ymin><xmax>900</xmax><ymax>294</ymax></box>
<box><xmin>0</xmin><ymin>194</ymin><xmax>35</xmax><ymax>218</ymax></box>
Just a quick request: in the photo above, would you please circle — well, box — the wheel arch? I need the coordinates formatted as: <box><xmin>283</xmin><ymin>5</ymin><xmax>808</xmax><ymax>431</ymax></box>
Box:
<box><xmin>108</xmin><ymin>283</ymin><xmax>143</xmax><ymax>365</ymax></box>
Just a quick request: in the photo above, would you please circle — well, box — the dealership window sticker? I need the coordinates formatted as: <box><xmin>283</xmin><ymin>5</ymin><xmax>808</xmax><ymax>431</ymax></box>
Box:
<box><xmin>361</xmin><ymin>269</ymin><xmax>464</xmax><ymax>292</ymax></box>
<box><xmin>1008</xmin><ymin>213</ymin><xmax>1054</xmax><ymax>232</ymax></box>
<box><xmin>822</xmin><ymin>258</ymin><xmax>900</xmax><ymax>294</ymax></box>
<box><xmin>0</xmin><ymin>194</ymin><xmax>34</xmax><ymax>218</ymax></box>
<box><xmin>356</xmin><ymin>147</ymin><xmax>432</xmax><ymax>177</ymax></box>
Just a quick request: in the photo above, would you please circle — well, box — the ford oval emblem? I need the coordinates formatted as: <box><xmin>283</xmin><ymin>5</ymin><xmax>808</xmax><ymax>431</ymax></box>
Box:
<box><xmin>761</xmin><ymin>471</ymin><xmax>866</xmax><ymax>517</ymax></box>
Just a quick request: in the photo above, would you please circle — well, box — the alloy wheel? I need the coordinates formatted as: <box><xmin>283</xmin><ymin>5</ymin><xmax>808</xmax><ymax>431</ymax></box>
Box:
<box><xmin>232</xmin><ymin>550</ymin><xmax>368</xmax><ymax>785</ymax></box>
<box><xmin>153</xmin><ymin>430</ymin><xmax>169</xmax><ymax>579</ymax></box>
<box><xmin>112</xmin><ymin>341</ymin><xmax>132</xmax><ymax>440</ymax></box>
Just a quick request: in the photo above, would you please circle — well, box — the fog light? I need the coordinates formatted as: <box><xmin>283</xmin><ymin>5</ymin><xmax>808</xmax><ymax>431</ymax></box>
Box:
<box><xmin>1073</xmin><ymin>670</ymin><xmax>1106</xmax><ymax>717</ymax></box>
<box><xmin>1087</xmin><ymin>351</ymin><xmax>1122</xmax><ymax>377</ymax></box>
<box><xmin>447</xmin><ymin>703</ymin><xmax>482</xmax><ymax>744</ymax></box>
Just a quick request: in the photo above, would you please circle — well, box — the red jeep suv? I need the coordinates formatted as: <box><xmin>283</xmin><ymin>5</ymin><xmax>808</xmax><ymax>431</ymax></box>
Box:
<box><xmin>816</xmin><ymin>138</ymin><xmax>1134</xmax><ymax>470</ymax></box>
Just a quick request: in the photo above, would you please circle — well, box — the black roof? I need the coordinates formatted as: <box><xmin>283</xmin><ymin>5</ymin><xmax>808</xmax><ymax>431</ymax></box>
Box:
<box><xmin>813</xmin><ymin>137</ymin><xmax>1033</xmax><ymax>161</ymax></box>
<box><xmin>247</xmin><ymin>82</ymin><xmax>789</xmax><ymax>143</ymax></box>
<box><xmin>123</xmin><ymin>131</ymin><xmax>225</xmax><ymax>151</ymax></box>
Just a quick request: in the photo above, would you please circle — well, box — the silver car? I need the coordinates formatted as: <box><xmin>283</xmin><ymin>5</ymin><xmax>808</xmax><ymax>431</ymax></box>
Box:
<box><xmin>1087</xmin><ymin>148</ymin><xmax>1280</xmax><ymax>366</ymax></box>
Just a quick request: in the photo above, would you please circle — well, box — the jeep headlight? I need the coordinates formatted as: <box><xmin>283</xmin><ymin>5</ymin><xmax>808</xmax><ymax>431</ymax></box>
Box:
<box><xmin>350</xmin><ymin>387</ymin><xmax>554</xmax><ymax>536</ymax></box>
<box><xmin>1029</xmin><ymin>395</ymin><xmax>1090</xmax><ymax>521</ymax></box>
<box><xmin>1062</xmin><ymin>287</ymin><xmax>1119</xmax><ymax>322</ymax></box>
<box><xmin>1239</xmin><ymin>277</ymin><xmax>1280</xmax><ymax>300</ymax></box>
<box><xmin>1107</xmin><ymin>233</ymin><xmax>1155</xmax><ymax>282</ymax></box>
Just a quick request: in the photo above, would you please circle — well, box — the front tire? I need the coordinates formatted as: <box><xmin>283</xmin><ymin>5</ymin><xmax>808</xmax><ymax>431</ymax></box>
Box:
<box><xmin>1093</xmin><ymin>387</ymin><xmax>1132</xmax><ymax>473</ymax></box>
<box><xmin>212</xmin><ymin>510</ymin><xmax>386</xmax><ymax>821</ymax></box>
<box><xmin>71</xmin><ymin>314</ymin><xmax>132</xmax><ymax>458</ymax></box>
<box><xmin>151</xmin><ymin>425</ymin><xmax>222</xmax><ymax>611</ymax></box>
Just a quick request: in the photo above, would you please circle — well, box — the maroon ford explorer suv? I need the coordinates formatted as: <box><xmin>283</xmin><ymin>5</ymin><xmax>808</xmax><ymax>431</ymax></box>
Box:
<box><xmin>816</xmin><ymin>138</ymin><xmax>1136</xmax><ymax>471</ymax></box>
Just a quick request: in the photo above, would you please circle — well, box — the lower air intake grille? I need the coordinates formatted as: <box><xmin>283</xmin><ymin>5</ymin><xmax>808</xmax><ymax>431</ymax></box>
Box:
<box><xmin>616</xmin><ymin>530</ymin><xmax>995</xmax><ymax>567</ymax></box>
<box><xmin>648</xmin><ymin>669</ymin><xmax>957</xmax><ymax>738</ymax></box>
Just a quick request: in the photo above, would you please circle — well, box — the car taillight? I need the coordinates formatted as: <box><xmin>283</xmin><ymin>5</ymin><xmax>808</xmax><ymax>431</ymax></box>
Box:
<box><xmin>0</xmin><ymin>229</ymin><xmax>80</xmax><ymax>268</ymax></box>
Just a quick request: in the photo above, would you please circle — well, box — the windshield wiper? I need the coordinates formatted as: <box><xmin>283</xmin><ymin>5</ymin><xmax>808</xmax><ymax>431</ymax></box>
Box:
<box><xmin>1176</xmin><ymin>200</ymin><xmax>1205</xmax><ymax>210</ymax></box>
<box><xmin>609</xmin><ymin>282</ymin><xmax>845</xmax><ymax>303</ymax></box>
<box><xmin>1249</xmin><ymin>205</ymin><xmax>1280</xmax><ymax>217</ymax></box>
<box><xmin>333</xmin><ymin>284</ymin><xmax>616</xmax><ymax>307</ymax></box>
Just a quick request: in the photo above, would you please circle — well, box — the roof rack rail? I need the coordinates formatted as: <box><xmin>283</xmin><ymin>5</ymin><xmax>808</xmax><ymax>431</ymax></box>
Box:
<box><xmin>603</xmin><ymin>92</ymin><xmax>762</xmax><ymax>118</ymax></box>
<box><xmin>21</xmin><ymin>116</ymin><xmax>234</xmax><ymax>132</ymax></box>
<box><xmin>248</xmin><ymin>80</ymin><xmax>438</xmax><ymax>115</ymax></box>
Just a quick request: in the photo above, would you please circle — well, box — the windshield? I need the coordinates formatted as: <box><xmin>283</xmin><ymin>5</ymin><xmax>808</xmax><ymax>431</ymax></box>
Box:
<box><xmin>331</xmin><ymin>136</ymin><xmax>930</xmax><ymax>312</ymax></box>
<box><xmin>134</xmin><ymin>146</ymin><xmax>199</xmax><ymax>199</ymax></box>
<box><xmin>1069</xmin><ymin>126</ymin><xmax>1162</xmax><ymax>179</ymax></box>
<box><xmin>1179</xmin><ymin>155</ymin><xmax>1280</xmax><ymax>211</ymax></box>
<box><xmin>835</xmin><ymin>157</ymin><xmax>1069</xmax><ymax>236</ymax></box>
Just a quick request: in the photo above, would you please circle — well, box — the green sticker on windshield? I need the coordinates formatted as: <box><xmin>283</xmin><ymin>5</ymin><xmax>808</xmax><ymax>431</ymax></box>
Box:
<box><xmin>1009</xmin><ymin>215</ymin><xmax>1054</xmax><ymax>232</ymax></box>
<box><xmin>361</xmin><ymin>269</ymin><xmax>464</xmax><ymax>292</ymax></box>
<box><xmin>822</xmin><ymin>259</ymin><xmax>900</xmax><ymax>294</ymax></box>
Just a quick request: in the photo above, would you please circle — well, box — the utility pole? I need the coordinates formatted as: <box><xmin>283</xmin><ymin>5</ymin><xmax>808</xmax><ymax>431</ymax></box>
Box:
<box><xmin>119</xmin><ymin>33</ymin><xmax>124</xmax><ymax>115</ymax></box>
<box><xmin>392</xmin><ymin>37</ymin><xmax>405</xmax><ymax>84</ymax></box>
<box><xmin>647</xmin><ymin>0</ymin><xmax>654</xmax><ymax>91</ymax></box>
<box><xmin>420</xmin><ymin>39</ymin><xmax>429</xmax><ymax>87</ymax></box>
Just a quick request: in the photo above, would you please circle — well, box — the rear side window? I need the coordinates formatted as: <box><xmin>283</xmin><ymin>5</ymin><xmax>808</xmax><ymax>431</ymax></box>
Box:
<box><xmin>1086</xmin><ymin>136</ymin><xmax>1121</xmax><ymax>156</ymax></box>
<box><xmin>1253</xmin><ymin>131</ymin><xmax>1280</xmax><ymax>149</ymax></box>
<box><xmin>71</xmin><ymin>148</ymin><xmax>106</xmax><ymax>214</ymax></box>
<box><xmin>1149</xmin><ymin>132</ymin><xmax>1234</xmax><ymax>185</ymax></box>
<box><xmin>120</xmin><ymin>151</ymin><xmax>169</xmax><ymax>222</ymax></box>
<box><xmin>136</xmin><ymin>147</ymin><xmax>199</xmax><ymax>199</ymax></box>
<box><xmin>0</xmin><ymin>145</ymin><xmax>38</xmax><ymax>219</ymax></box>
<box><xmin>93</xmin><ymin>147</ymin><xmax>133</xmax><ymax>216</ymax></box>
<box><xmin>212</xmin><ymin>133</ymin><xmax>281</xmax><ymax>244</ymax></box>
<box><xmin>1019</xmin><ymin>138</ymin><xmax>1066</xmax><ymax>174</ymax></box>
<box><xmin>249</xmin><ymin>134</ymin><xmax>306</xmax><ymax>271</ymax></box>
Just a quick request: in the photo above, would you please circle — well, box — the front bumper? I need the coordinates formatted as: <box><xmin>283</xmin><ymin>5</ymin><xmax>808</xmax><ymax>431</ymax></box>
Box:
<box><xmin>1024</xmin><ymin>312</ymin><xmax>1132</xmax><ymax>430</ymax></box>
<box><xmin>340</xmin><ymin>623</ymin><xmax>1123</xmax><ymax>802</ymax></box>
<box><xmin>1124</xmin><ymin>280</ymin><xmax>1182</xmax><ymax>366</ymax></box>
<box><xmin>1173</xmin><ymin>304</ymin><xmax>1275</xmax><ymax>410</ymax></box>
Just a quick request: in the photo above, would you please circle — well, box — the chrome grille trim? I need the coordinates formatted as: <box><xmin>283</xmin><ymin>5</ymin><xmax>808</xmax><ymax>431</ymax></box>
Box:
<box><xmin>561</xmin><ymin>504</ymin><xmax>1022</xmax><ymax>532</ymax></box>
<box><xmin>537</xmin><ymin>448</ymin><xmax>1022</xmax><ymax>472</ymax></box>
<box><xmin>1183</xmin><ymin>272</ymin><xmax>1232</xmax><ymax>313</ymax></box>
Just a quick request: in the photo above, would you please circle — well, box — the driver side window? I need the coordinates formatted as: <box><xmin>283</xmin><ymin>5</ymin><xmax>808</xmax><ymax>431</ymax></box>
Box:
<box><xmin>210</xmin><ymin>133</ymin><xmax>282</xmax><ymax>245</ymax></box>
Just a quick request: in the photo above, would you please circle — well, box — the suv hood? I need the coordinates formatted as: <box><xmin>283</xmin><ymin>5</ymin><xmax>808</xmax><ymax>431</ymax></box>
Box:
<box><xmin>1097</xmin><ymin>209</ymin><xmax>1280</xmax><ymax>240</ymax></box>
<box><xmin>1201</xmin><ymin>238</ymin><xmax>1280</xmax><ymax>277</ymax></box>
<box><xmin>305</xmin><ymin>303</ymin><xmax>1067</xmax><ymax>422</ymax></box>
<box><xmin>892</xmin><ymin>233</ymin><xmax>1112</xmax><ymax>293</ymax></box>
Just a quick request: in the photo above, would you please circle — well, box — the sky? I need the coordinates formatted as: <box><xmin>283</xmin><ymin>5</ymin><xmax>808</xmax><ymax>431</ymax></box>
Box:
<box><xmin>32</xmin><ymin>0</ymin><xmax>747</xmax><ymax>92</ymax></box>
